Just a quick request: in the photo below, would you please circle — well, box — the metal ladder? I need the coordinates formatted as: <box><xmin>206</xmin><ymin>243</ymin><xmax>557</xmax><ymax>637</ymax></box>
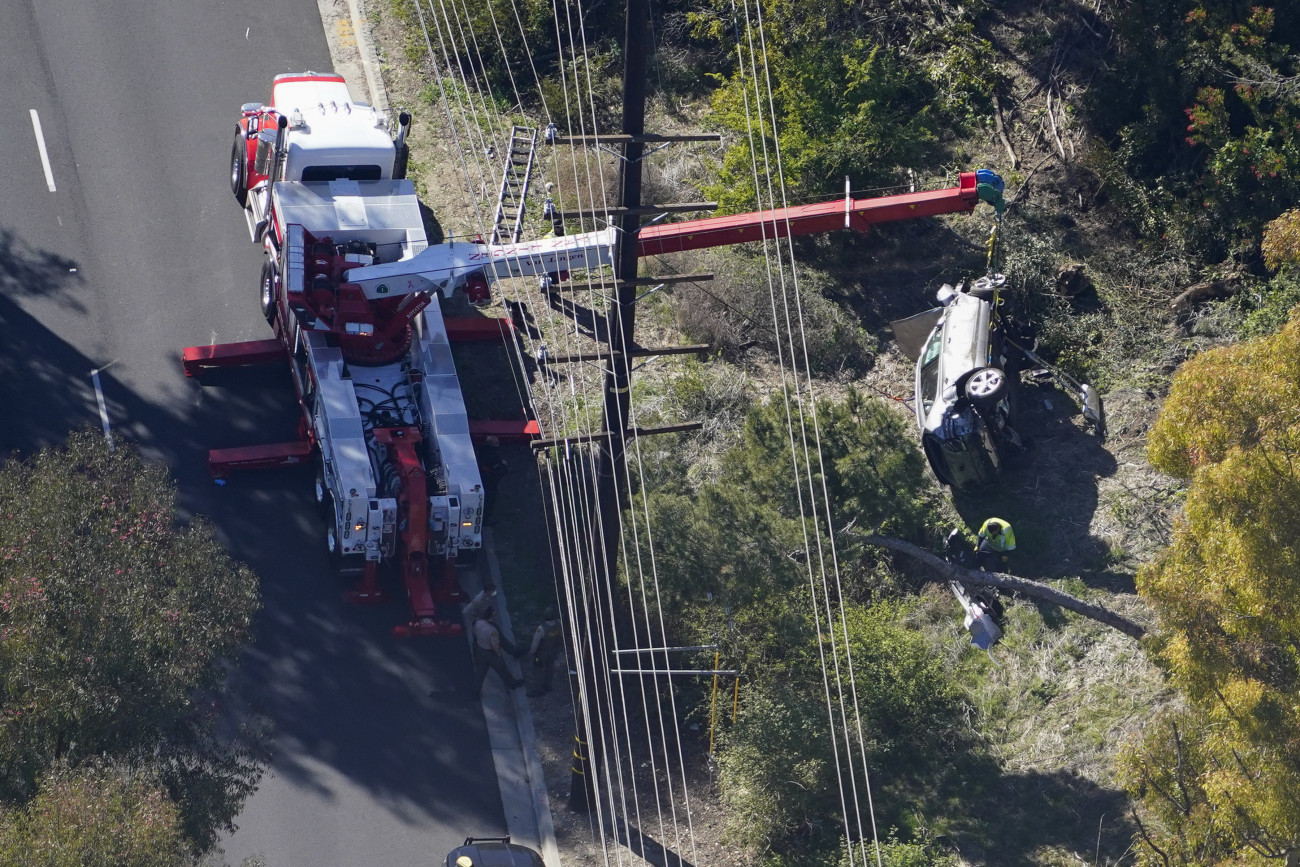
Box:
<box><xmin>490</xmin><ymin>126</ymin><xmax>538</xmax><ymax>245</ymax></box>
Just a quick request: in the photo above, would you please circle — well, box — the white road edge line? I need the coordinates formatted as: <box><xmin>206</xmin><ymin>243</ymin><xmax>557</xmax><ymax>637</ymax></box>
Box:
<box><xmin>90</xmin><ymin>369</ymin><xmax>114</xmax><ymax>453</ymax></box>
<box><xmin>29</xmin><ymin>109</ymin><xmax>57</xmax><ymax>192</ymax></box>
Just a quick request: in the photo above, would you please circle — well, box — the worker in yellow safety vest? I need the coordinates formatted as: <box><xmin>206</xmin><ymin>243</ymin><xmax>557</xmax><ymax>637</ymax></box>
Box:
<box><xmin>976</xmin><ymin>517</ymin><xmax>1016</xmax><ymax>572</ymax></box>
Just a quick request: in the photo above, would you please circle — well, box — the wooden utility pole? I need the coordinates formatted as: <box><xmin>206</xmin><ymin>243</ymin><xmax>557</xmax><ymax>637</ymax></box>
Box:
<box><xmin>569</xmin><ymin>0</ymin><xmax>650</xmax><ymax>812</ymax></box>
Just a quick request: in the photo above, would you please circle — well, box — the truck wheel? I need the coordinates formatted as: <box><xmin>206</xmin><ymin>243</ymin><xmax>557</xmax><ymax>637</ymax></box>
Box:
<box><xmin>325</xmin><ymin>521</ymin><xmax>346</xmax><ymax>570</ymax></box>
<box><xmin>259</xmin><ymin>261</ymin><xmax>278</xmax><ymax>325</ymax></box>
<box><xmin>313</xmin><ymin>463</ymin><xmax>332</xmax><ymax>517</ymax></box>
<box><xmin>964</xmin><ymin>366</ymin><xmax>1007</xmax><ymax>409</ymax></box>
<box><xmin>326</xmin><ymin>525</ymin><xmax>364</xmax><ymax>576</ymax></box>
<box><xmin>230</xmin><ymin>134</ymin><xmax>249</xmax><ymax>207</ymax></box>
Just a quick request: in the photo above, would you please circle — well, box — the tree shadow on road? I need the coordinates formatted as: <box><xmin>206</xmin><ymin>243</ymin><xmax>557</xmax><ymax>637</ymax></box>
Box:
<box><xmin>0</xmin><ymin>285</ymin><xmax>507</xmax><ymax>854</ymax></box>
<box><xmin>0</xmin><ymin>228</ymin><xmax>85</xmax><ymax>311</ymax></box>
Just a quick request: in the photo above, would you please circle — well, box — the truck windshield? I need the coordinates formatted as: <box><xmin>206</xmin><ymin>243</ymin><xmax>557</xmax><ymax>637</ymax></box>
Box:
<box><xmin>301</xmin><ymin>165</ymin><xmax>383</xmax><ymax>182</ymax></box>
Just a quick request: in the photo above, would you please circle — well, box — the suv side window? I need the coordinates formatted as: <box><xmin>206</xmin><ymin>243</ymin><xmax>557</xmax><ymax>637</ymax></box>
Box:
<box><xmin>919</xmin><ymin>328</ymin><xmax>943</xmax><ymax>413</ymax></box>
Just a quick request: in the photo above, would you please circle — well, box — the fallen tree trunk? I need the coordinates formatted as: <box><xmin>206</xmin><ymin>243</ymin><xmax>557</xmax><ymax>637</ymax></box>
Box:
<box><xmin>865</xmin><ymin>535</ymin><xmax>1147</xmax><ymax>640</ymax></box>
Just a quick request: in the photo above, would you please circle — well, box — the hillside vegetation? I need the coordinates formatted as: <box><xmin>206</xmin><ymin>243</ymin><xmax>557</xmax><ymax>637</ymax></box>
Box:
<box><xmin>378</xmin><ymin>1</ymin><xmax>1300</xmax><ymax>864</ymax></box>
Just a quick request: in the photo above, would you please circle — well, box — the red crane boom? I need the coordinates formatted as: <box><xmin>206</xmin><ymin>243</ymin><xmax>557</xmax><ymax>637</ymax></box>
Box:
<box><xmin>637</xmin><ymin>172</ymin><xmax>982</xmax><ymax>256</ymax></box>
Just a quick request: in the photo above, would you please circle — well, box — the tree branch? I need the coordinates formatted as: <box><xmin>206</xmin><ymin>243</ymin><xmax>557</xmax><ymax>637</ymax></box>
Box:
<box><xmin>1130</xmin><ymin>807</ymin><xmax>1172</xmax><ymax>867</ymax></box>
<box><xmin>864</xmin><ymin>535</ymin><xmax>1147</xmax><ymax>640</ymax></box>
<box><xmin>992</xmin><ymin>92</ymin><xmax>1019</xmax><ymax>170</ymax></box>
<box><xmin>1046</xmin><ymin>87</ymin><xmax>1067</xmax><ymax>161</ymax></box>
<box><xmin>1171</xmin><ymin>721</ymin><xmax>1192</xmax><ymax>816</ymax></box>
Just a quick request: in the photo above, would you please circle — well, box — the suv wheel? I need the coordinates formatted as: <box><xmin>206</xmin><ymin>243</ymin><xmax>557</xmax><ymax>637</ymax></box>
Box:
<box><xmin>964</xmin><ymin>367</ymin><xmax>1007</xmax><ymax>409</ymax></box>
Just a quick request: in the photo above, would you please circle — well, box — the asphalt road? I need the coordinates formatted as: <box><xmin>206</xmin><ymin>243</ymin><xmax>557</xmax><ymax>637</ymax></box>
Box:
<box><xmin>0</xmin><ymin>1</ymin><xmax>506</xmax><ymax>863</ymax></box>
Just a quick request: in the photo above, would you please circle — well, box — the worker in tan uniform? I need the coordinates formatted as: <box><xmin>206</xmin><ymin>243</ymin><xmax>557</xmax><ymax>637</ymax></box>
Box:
<box><xmin>462</xmin><ymin>581</ymin><xmax>497</xmax><ymax>635</ymax></box>
<box><xmin>473</xmin><ymin>606</ymin><xmax>525</xmax><ymax>692</ymax></box>
<box><xmin>526</xmin><ymin>607</ymin><xmax>563</xmax><ymax>697</ymax></box>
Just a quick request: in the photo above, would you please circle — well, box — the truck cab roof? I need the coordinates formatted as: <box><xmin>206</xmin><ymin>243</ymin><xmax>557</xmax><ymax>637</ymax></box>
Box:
<box><xmin>270</xmin><ymin>73</ymin><xmax>395</xmax><ymax>182</ymax></box>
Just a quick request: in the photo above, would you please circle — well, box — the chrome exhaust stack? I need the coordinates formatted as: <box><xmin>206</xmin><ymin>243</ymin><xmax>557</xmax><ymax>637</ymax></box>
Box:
<box><xmin>393</xmin><ymin>111</ymin><xmax>412</xmax><ymax>180</ymax></box>
<box><xmin>255</xmin><ymin>115</ymin><xmax>290</xmax><ymax>243</ymax></box>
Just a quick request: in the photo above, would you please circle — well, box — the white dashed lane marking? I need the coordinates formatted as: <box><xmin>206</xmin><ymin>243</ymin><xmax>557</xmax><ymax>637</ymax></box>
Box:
<box><xmin>29</xmin><ymin>109</ymin><xmax>56</xmax><ymax>192</ymax></box>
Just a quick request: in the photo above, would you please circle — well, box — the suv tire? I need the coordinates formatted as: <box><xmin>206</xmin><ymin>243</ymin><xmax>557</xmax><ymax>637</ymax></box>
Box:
<box><xmin>964</xmin><ymin>366</ymin><xmax>1007</xmax><ymax>409</ymax></box>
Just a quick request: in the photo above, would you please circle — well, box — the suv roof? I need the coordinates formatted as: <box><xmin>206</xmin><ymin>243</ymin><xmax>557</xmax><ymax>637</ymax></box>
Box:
<box><xmin>916</xmin><ymin>290</ymin><xmax>993</xmax><ymax>432</ymax></box>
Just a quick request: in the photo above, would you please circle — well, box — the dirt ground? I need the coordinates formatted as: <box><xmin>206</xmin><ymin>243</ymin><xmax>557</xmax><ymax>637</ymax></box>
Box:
<box><xmin>525</xmin><ymin>663</ymin><xmax>750</xmax><ymax>867</ymax></box>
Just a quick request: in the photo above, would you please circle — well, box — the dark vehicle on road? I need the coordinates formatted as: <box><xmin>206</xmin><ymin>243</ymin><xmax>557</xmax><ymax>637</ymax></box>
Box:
<box><xmin>446</xmin><ymin>836</ymin><xmax>546</xmax><ymax>867</ymax></box>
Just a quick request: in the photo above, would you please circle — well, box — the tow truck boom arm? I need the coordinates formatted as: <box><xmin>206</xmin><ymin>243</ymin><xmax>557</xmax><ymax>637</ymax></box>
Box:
<box><xmin>339</xmin><ymin>171</ymin><xmax>1000</xmax><ymax>300</ymax></box>
<box><xmin>637</xmin><ymin>171</ymin><xmax>994</xmax><ymax>256</ymax></box>
<box><xmin>342</xmin><ymin>229</ymin><xmax>618</xmax><ymax>300</ymax></box>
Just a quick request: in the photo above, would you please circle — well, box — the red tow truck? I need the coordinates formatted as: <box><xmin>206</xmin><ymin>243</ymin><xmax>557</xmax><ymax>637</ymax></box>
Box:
<box><xmin>185</xmin><ymin>71</ymin><xmax>1000</xmax><ymax>636</ymax></box>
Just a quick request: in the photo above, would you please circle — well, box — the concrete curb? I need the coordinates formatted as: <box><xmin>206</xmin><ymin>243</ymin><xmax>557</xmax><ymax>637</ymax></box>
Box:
<box><xmin>486</xmin><ymin>535</ymin><xmax>562</xmax><ymax>867</ymax></box>
<box><xmin>317</xmin><ymin>0</ymin><xmax>387</xmax><ymax>114</ymax></box>
<box><xmin>316</xmin><ymin>7</ymin><xmax>560</xmax><ymax>862</ymax></box>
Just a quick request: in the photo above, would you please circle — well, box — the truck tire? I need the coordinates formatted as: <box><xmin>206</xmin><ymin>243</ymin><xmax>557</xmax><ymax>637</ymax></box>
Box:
<box><xmin>259</xmin><ymin>260</ymin><xmax>278</xmax><ymax>325</ymax></box>
<box><xmin>313</xmin><ymin>462</ymin><xmax>332</xmax><ymax>517</ymax></box>
<box><xmin>326</xmin><ymin>524</ymin><xmax>365</xmax><ymax>576</ymax></box>
<box><xmin>231</xmin><ymin>134</ymin><xmax>249</xmax><ymax>208</ymax></box>
<box><xmin>964</xmin><ymin>366</ymin><xmax>1007</xmax><ymax>410</ymax></box>
<box><xmin>326</xmin><ymin>523</ymin><xmax>344</xmax><ymax>571</ymax></box>
<box><xmin>323</xmin><ymin>499</ymin><xmax>365</xmax><ymax>575</ymax></box>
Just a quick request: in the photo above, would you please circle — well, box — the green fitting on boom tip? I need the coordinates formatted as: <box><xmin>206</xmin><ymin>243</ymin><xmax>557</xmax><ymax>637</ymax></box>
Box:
<box><xmin>976</xmin><ymin>183</ymin><xmax>1006</xmax><ymax>215</ymax></box>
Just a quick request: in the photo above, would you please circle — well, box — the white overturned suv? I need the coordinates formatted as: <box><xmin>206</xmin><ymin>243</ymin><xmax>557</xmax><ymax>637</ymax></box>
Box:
<box><xmin>911</xmin><ymin>274</ymin><xmax>1026</xmax><ymax>490</ymax></box>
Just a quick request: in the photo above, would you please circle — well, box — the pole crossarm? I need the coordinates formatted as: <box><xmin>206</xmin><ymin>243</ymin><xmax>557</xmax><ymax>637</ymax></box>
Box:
<box><xmin>532</xmin><ymin>422</ymin><xmax>704</xmax><ymax>450</ymax></box>
<box><xmin>864</xmin><ymin>535</ymin><xmax>1148</xmax><ymax>640</ymax></box>
<box><xmin>556</xmin><ymin>203</ymin><xmax>717</xmax><ymax>221</ymax></box>
<box><xmin>612</xmin><ymin>668</ymin><xmax>740</xmax><ymax>676</ymax></box>
<box><xmin>543</xmin><ymin>344</ymin><xmax>711</xmax><ymax>365</ymax></box>
<box><xmin>612</xmin><ymin>645</ymin><xmax>719</xmax><ymax>654</ymax></box>
<box><xmin>550</xmin><ymin>133</ymin><xmax>722</xmax><ymax>145</ymax></box>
